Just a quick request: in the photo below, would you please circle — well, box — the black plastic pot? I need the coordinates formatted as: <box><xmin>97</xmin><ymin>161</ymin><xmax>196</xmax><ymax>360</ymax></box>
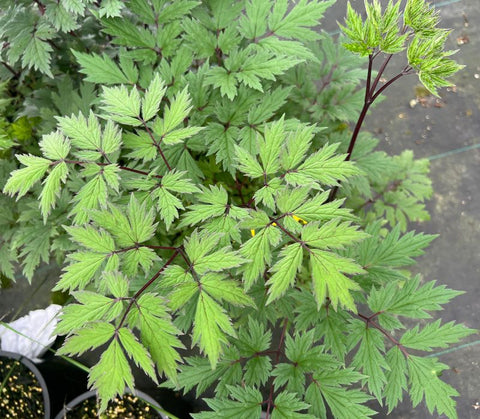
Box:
<box><xmin>35</xmin><ymin>353</ymin><xmax>89</xmax><ymax>416</ymax></box>
<box><xmin>54</xmin><ymin>388</ymin><xmax>168</xmax><ymax>419</ymax></box>
<box><xmin>0</xmin><ymin>350</ymin><xmax>51</xmax><ymax>419</ymax></box>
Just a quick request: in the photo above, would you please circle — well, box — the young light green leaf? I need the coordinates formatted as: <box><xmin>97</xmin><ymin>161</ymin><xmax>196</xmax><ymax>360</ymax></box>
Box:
<box><xmin>286</xmin><ymin>143</ymin><xmax>360</xmax><ymax>186</ymax></box>
<box><xmin>64</xmin><ymin>225</ymin><xmax>115</xmax><ymax>253</ymax></box>
<box><xmin>101</xmin><ymin>120</ymin><xmax>122</xmax><ymax>154</ymax></box>
<box><xmin>69</xmin><ymin>174</ymin><xmax>108</xmax><ymax>224</ymax></box>
<box><xmin>310</xmin><ymin>249</ymin><xmax>364</xmax><ymax>311</ymax></box>
<box><xmin>88</xmin><ymin>339</ymin><xmax>134</xmax><ymax>411</ymax></box>
<box><xmin>201</xmin><ymin>273</ymin><xmax>254</xmax><ymax>307</ymax></box>
<box><xmin>3</xmin><ymin>155</ymin><xmax>51</xmax><ymax>199</ymax></box>
<box><xmin>266</xmin><ymin>243</ymin><xmax>303</xmax><ymax>304</ymax></box>
<box><xmin>240</xmin><ymin>225</ymin><xmax>282</xmax><ymax>290</ymax></box>
<box><xmin>39</xmin><ymin>162</ymin><xmax>69</xmax><ymax>221</ymax></box>
<box><xmin>118</xmin><ymin>327</ymin><xmax>158</xmax><ymax>383</ymax></box>
<box><xmin>179</xmin><ymin>185</ymin><xmax>229</xmax><ymax>227</ymax></box>
<box><xmin>259</xmin><ymin>118</ymin><xmax>285</xmax><ymax>175</ymax></box>
<box><xmin>101</xmin><ymin>85</ymin><xmax>142</xmax><ymax>126</ymax></box>
<box><xmin>193</xmin><ymin>292</ymin><xmax>235</xmax><ymax>367</ymax></box>
<box><xmin>57</xmin><ymin>322</ymin><xmax>115</xmax><ymax>356</ymax></box>
<box><xmin>54</xmin><ymin>251</ymin><xmax>107</xmax><ymax>291</ymax></box>
<box><xmin>55</xmin><ymin>291</ymin><xmax>123</xmax><ymax>335</ymax></box>
<box><xmin>301</xmin><ymin>220</ymin><xmax>368</xmax><ymax>250</ymax></box>
<box><xmin>234</xmin><ymin>144</ymin><xmax>264</xmax><ymax>178</ymax></box>
<box><xmin>103</xmin><ymin>271</ymin><xmax>129</xmax><ymax>298</ymax></box>
<box><xmin>57</xmin><ymin>111</ymin><xmax>102</xmax><ymax>151</ymax></box>
<box><xmin>163</xmin><ymin>87</ymin><xmax>191</xmax><ymax>133</ymax></box>
<box><xmin>39</xmin><ymin>131</ymin><xmax>71</xmax><ymax>160</ymax></box>
<box><xmin>142</xmin><ymin>73</ymin><xmax>166</xmax><ymax>121</ymax></box>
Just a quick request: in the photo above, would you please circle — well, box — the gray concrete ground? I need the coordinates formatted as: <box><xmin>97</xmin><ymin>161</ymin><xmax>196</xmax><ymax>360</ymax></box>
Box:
<box><xmin>0</xmin><ymin>0</ymin><xmax>479</xmax><ymax>418</ymax></box>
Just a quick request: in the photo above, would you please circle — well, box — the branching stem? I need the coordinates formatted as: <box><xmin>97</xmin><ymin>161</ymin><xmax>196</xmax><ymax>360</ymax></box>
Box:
<box><xmin>264</xmin><ymin>318</ymin><xmax>289</xmax><ymax>419</ymax></box>
<box><xmin>117</xmin><ymin>249</ymin><xmax>180</xmax><ymax>330</ymax></box>
<box><xmin>357</xmin><ymin>312</ymin><xmax>409</xmax><ymax>358</ymax></box>
<box><xmin>139</xmin><ymin>117</ymin><xmax>172</xmax><ymax>171</ymax></box>
<box><xmin>60</xmin><ymin>159</ymin><xmax>163</xmax><ymax>179</ymax></box>
<box><xmin>328</xmin><ymin>52</ymin><xmax>413</xmax><ymax>202</ymax></box>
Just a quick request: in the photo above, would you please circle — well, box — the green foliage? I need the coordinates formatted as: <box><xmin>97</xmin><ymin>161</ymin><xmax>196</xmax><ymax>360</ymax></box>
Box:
<box><xmin>0</xmin><ymin>0</ymin><xmax>471</xmax><ymax>418</ymax></box>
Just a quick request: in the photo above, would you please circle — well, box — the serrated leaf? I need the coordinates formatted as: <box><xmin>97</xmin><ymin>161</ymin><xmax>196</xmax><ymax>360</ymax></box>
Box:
<box><xmin>69</xmin><ymin>174</ymin><xmax>108</xmax><ymax>224</ymax></box>
<box><xmin>266</xmin><ymin>243</ymin><xmax>303</xmax><ymax>304</ymax></box>
<box><xmin>289</xmin><ymin>142</ymin><xmax>360</xmax><ymax>186</ymax></box>
<box><xmin>350</xmin><ymin>320</ymin><xmax>390</xmax><ymax>402</ymax></box>
<box><xmin>103</xmin><ymin>271</ymin><xmax>129</xmax><ymax>298</ymax></box>
<box><xmin>407</xmin><ymin>355</ymin><xmax>458</xmax><ymax>419</ymax></box>
<box><xmin>310</xmin><ymin>249</ymin><xmax>363</xmax><ymax>311</ymax></box>
<box><xmin>194</xmin><ymin>247</ymin><xmax>245</xmax><ymax>275</ymax></box>
<box><xmin>385</xmin><ymin>346</ymin><xmax>407</xmax><ymax>412</ymax></box>
<box><xmin>23</xmin><ymin>36</ymin><xmax>53</xmax><ymax>78</ymax></box>
<box><xmin>161</xmin><ymin>170</ymin><xmax>199</xmax><ymax>193</ymax></box>
<box><xmin>3</xmin><ymin>155</ymin><xmax>51</xmax><ymax>199</ymax></box>
<box><xmin>240</xmin><ymin>225</ymin><xmax>281</xmax><ymax>289</ymax></box>
<box><xmin>57</xmin><ymin>322</ymin><xmax>114</xmax><ymax>356</ymax></box>
<box><xmin>193</xmin><ymin>292</ymin><xmax>235</xmax><ymax>367</ymax></box>
<box><xmin>72</xmin><ymin>50</ymin><xmax>129</xmax><ymax>85</ymax></box>
<box><xmin>156</xmin><ymin>188</ymin><xmax>183</xmax><ymax>230</ymax></box>
<box><xmin>39</xmin><ymin>162</ymin><xmax>69</xmax><ymax>221</ymax></box>
<box><xmin>294</xmin><ymin>192</ymin><xmax>356</xmax><ymax>222</ymax></box>
<box><xmin>301</xmin><ymin>220</ymin><xmax>368</xmax><ymax>250</ymax></box>
<box><xmin>65</xmin><ymin>225</ymin><xmax>115</xmax><ymax>253</ymax></box>
<box><xmin>54</xmin><ymin>251</ymin><xmax>107</xmax><ymax>291</ymax></box>
<box><xmin>142</xmin><ymin>73</ymin><xmax>166</xmax><ymax>121</ymax></box>
<box><xmin>179</xmin><ymin>185</ymin><xmax>229</xmax><ymax>227</ymax></box>
<box><xmin>259</xmin><ymin>118</ymin><xmax>285</xmax><ymax>175</ymax></box>
<box><xmin>129</xmin><ymin>293</ymin><xmax>183</xmax><ymax>381</ymax></box>
<box><xmin>101</xmin><ymin>85</ymin><xmax>142</xmax><ymax>126</ymax></box>
<box><xmin>123</xmin><ymin>246</ymin><xmax>159</xmax><ymax>276</ymax></box>
<box><xmin>371</xmin><ymin>275</ymin><xmax>464</xmax><ymax>319</ymax></box>
<box><xmin>89</xmin><ymin>339</ymin><xmax>134</xmax><ymax>411</ymax></box>
<box><xmin>201</xmin><ymin>273</ymin><xmax>253</xmax><ymax>307</ymax></box>
<box><xmin>193</xmin><ymin>385</ymin><xmax>263</xmax><ymax>419</ymax></box>
<box><xmin>40</xmin><ymin>131</ymin><xmax>71</xmax><ymax>160</ymax></box>
<box><xmin>234</xmin><ymin>144</ymin><xmax>264</xmax><ymax>178</ymax></box>
<box><xmin>163</xmin><ymin>87</ymin><xmax>192</xmax><ymax>133</ymax></box>
<box><xmin>244</xmin><ymin>356</ymin><xmax>272</xmax><ymax>387</ymax></box>
<box><xmin>102</xmin><ymin>120</ymin><xmax>122</xmax><ymax>154</ymax></box>
<box><xmin>319</xmin><ymin>385</ymin><xmax>375</xmax><ymax>419</ymax></box>
<box><xmin>55</xmin><ymin>291</ymin><xmax>122</xmax><ymax>334</ymax></box>
<box><xmin>400</xmin><ymin>319</ymin><xmax>475</xmax><ymax>351</ymax></box>
<box><xmin>123</xmin><ymin>131</ymin><xmax>157</xmax><ymax>161</ymax></box>
<box><xmin>118</xmin><ymin>327</ymin><xmax>157</xmax><ymax>383</ymax></box>
<box><xmin>271</xmin><ymin>391</ymin><xmax>313</xmax><ymax>419</ymax></box>
<box><xmin>57</xmin><ymin>111</ymin><xmax>102</xmax><ymax>151</ymax></box>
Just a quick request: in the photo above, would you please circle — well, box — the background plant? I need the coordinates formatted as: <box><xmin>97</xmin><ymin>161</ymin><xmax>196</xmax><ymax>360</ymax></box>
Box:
<box><xmin>0</xmin><ymin>0</ymin><xmax>475</xmax><ymax>418</ymax></box>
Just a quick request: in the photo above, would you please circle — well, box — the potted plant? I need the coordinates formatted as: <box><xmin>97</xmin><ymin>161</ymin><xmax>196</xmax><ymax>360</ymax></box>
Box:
<box><xmin>0</xmin><ymin>0</ymin><xmax>475</xmax><ymax>418</ymax></box>
<box><xmin>0</xmin><ymin>305</ymin><xmax>89</xmax><ymax>416</ymax></box>
<box><xmin>0</xmin><ymin>350</ymin><xmax>51</xmax><ymax>419</ymax></box>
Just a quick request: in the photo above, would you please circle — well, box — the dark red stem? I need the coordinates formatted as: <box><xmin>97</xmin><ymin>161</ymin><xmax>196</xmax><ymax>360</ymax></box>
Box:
<box><xmin>357</xmin><ymin>312</ymin><xmax>409</xmax><ymax>358</ymax></box>
<box><xmin>117</xmin><ymin>249</ymin><xmax>180</xmax><ymax>329</ymax></box>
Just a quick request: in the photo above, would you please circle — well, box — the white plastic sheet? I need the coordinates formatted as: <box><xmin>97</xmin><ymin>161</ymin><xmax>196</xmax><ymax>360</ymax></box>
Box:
<box><xmin>0</xmin><ymin>304</ymin><xmax>62</xmax><ymax>362</ymax></box>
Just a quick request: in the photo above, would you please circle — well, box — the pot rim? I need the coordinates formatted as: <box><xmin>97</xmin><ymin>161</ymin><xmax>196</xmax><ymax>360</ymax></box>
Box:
<box><xmin>54</xmin><ymin>388</ymin><xmax>168</xmax><ymax>419</ymax></box>
<box><xmin>0</xmin><ymin>350</ymin><xmax>51</xmax><ymax>419</ymax></box>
